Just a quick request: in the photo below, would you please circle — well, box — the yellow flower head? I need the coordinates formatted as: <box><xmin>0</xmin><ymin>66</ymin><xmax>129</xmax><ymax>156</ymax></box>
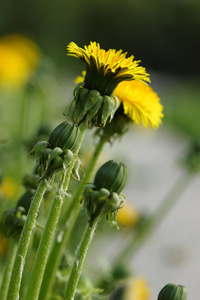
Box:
<box><xmin>67</xmin><ymin>41</ymin><xmax>150</xmax><ymax>96</ymax></box>
<box><xmin>114</xmin><ymin>80</ymin><xmax>164</xmax><ymax>129</ymax></box>
<box><xmin>117</xmin><ymin>202</ymin><xmax>139</xmax><ymax>227</ymax></box>
<box><xmin>0</xmin><ymin>34</ymin><xmax>40</xmax><ymax>88</ymax></box>
<box><xmin>124</xmin><ymin>278</ymin><xmax>151</xmax><ymax>300</ymax></box>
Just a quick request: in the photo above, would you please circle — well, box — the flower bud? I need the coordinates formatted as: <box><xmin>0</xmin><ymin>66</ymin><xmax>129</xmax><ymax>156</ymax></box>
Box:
<box><xmin>94</xmin><ymin>160</ymin><xmax>127</xmax><ymax>194</ymax></box>
<box><xmin>83</xmin><ymin>160</ymin><xmax>127</xmax><ymax>225</ymax></box>
<box><xmin>158</xmin><ymin>284</ymin><xmax>187</xmax><ymax>300</ymax></box>
<box><xmin>48</xmin><ymin>121</ymin><xmax>80</xmax><ymax>153</ymax></box>
<box><xmin>71</xmin><ymin>84</ymin><xmax>119</xmax><ymax>127</ymax></box>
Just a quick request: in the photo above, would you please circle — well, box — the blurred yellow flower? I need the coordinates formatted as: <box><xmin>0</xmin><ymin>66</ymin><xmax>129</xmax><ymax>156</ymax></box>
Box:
<box><xmin>117</xmin><ymin>202</ymin><xmax>139</xmax><ymax>227</ymax></box>
<box><xmin>67</xmin><ymin>41</ymin><xmax>150</xmax><ymax>96</ymax></box>
<box><xmin>124</xmin><ymin>278</ymin><xmax>151</xmax><ymax>300</ymax></box>
<box><xmin>114</xmin><ymin>80</ymin><xmax>164</xmax><ymax>128</ymax></box>
<box><xmin>0</xmin><ymin>34</ymin><xmax>40</xmax><ymax>88</ymax></box>
<box><xmin>0</xmin><ymin>177</ymin><xmax>18</xmax><ymax>200</ymax></box>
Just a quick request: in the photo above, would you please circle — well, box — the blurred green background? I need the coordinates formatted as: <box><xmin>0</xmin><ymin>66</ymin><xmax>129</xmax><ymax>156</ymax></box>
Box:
<box><xmin>0</xmin><ymin>0</ymin><xmax>200</xmax><ymax>181</ymax></box>
<box><xmin>1</xmin><ymin>0</ymin><xmax>200</xmax><ymax>74</ymax></box>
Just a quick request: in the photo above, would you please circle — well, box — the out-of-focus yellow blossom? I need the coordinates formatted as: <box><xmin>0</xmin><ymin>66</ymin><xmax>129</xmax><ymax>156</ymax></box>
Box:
<box><xmin>0</xmin><ymin>177</ymin><xmax>18</xmax><ymax>200</ymax></box>
<box><xmin>0</xmin><ymin>34</ymin><xmax>40</xmax><ymax>88</ymax></box>
<box><xmin>114</xmin><ymin>80</ymin><xmax>163</xmax><ymax>129</ymax></box>
<box><xmin>123</xmin><ymin>278</ymin><xmax>151</xmax><ymax>300</ymax></box>
<box><xmin>67</xmin><ymin>41</ymin><xmax>150</xmax><ymax>96</ymax></box>
<box><xmin>117</xmin><ymin>202</ymin><xmax>139</xmax><ymax>227</ymax></box>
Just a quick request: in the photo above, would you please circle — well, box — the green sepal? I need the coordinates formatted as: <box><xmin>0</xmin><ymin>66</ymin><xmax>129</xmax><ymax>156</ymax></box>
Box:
<box><xmin>99</xmin><ymin>188</ymin><xmax>110</xmax><ymax>200</ymax></box>
<box><xmin>63</xmin><ymin>149</ymin><xmax>74</xmax><ymax>168</ymax></box>
<box><xmin>73</xmin><ymin>87</ymin><xmax>90</xmax><ymax>122</ymax></box>
<box><xmin>107</xmin><ymin>210</ymin><xmax>119</xmax><ymax>229</ymax></box>
<box><xmin>44</xmin><ymin>156</ymin><xmax>64</xmax><ymax>178</ymax></box>
<box><xmin>110</xmin><ymin>95</ymin><xmax>120</xmax><ymax>120</ymax></box>
<box><xmin>84</xmin><ymin>89</ymin><xmax>100</xmax><ymax>112</ymax></box>
<box><xmin>30</xmin><ymin>141</ymin><xmax>49</xmax><ymax>162</ymax></box>
<box><xmin>101</xmin><ymin>96</ymin><xmax>115</xmax><ymax>125</ymax></box>
<box><xmin>73</xmin><ymin>82</ymin><xmax>85</xmax><ymax>98</ymax></box>
<box><xmin>86</xmin><ymin>95</ymin><xmax>104</xmax><ymax>126</ymax></box>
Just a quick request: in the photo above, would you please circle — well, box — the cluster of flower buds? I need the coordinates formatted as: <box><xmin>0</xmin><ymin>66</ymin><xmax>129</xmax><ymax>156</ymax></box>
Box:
<box><xmin>71</xmin><ymin>83</ymin><xmax>119</xmax><ymax>127</ymax></box>
<box><xmin>4</xmin><ymin>190</ymin><xmax>34</xmax><ymax>238</ymax></box>
<box><xmin>83</xmin><ymin>160</ymin><xmax>127</xmax><ymax>225</ymax></box>
<box><xmin>30</xmin><ymin>122</ymin><xmax>80</xmax><ymax>179</ymax></box>
<box><xmin>158</xmin><ymin>283</ymin><xmax>187</xmax><ymax>300</ymax></box>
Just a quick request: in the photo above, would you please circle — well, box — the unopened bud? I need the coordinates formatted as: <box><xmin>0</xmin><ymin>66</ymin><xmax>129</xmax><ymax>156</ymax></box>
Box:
<box><xmin>158</xmin><ymin>283</ymin><xmax>187</xmax><ymax>300</ymax></box>
<box><xmin>48</xmin><ymin>121</ymin><xmax>80</xmax><ymax>153</ymax></box>
<box><xmin>94</xmin><ymin>160</ymin><xmax>127</xmax><ymax>194</ymax></box>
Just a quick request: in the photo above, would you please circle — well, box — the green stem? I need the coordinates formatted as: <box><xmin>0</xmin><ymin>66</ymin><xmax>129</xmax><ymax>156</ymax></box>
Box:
<box><xmin>114</xmin><ymin>173</ymin><xmax>193</xmax><ymax>265</ymax></box>
<box><xmin>0</xmin><ymin>240</ymin><xmax>18</xmax><ymax>300</ymax></box>
<box><xmin>19</xmin><ymin>232</ymin><xmax>34</xmax><ymax>300</ymax></box>
<box><xmin>38</xmin><ymin>137</ymin><xmax>105</xmax><ymax>300</ymax></box>
<box><xmin>6</xmin><ymin>179</ymin><xmax>47</xmax><ymax>300</ymax></box>
<box><xmin>64</xmin><ymin>215</ymin><xmax>102</xmax><ymax>300</ymax></box>
<box><xmin>25</xmin><ymin>125</ymin><xmax>86</xmax><ymax>300</ymax></box>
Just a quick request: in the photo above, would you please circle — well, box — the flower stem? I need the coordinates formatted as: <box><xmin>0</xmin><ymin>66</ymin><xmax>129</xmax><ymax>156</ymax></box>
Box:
<box><xmin>0</xmin><ymin>240</ymin><xmax>18</xmax><ymax>300</ymax></box>
<box><xmin>6</xmin><ymin>179</ymin><xmax>47</xmax><ymax>300</ymax></box>
<box><xmin>38</xmin><ymin>137</ymin><xmax>105</xmax><ymax>300</ymax></box>
<box><xmin>64</xmin><ymin>215</ymin><xmax>102</xmax><ymax>300</ymax></box>
<box><xmin>25</xmin><ymin>124</ymin><xmax>86</xmax><ymax>300</ymax></box>
<box><xmin>114</xmin><ymin>173</ymin><xmax>193</xmax><ymax>265</ymax></box>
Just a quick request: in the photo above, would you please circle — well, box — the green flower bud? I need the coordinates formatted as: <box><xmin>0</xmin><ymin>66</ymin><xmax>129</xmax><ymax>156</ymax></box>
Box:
<box><xmin>158</xmin><ymin>284</ymin><xmax>187</xmax><ymax>300</ymax></box>
<box><xmin>94</xmin><ymin>160</ymin><xmax>128</xmax><ymax>194</ymax></box>
<box><xmin>83</xmin><ymin>160</ymin><xmax>127</xmax><ymax>225</ymax></box>
<box><xmin>48</xmin><ymin>121</ymin><xmax>80</xmax><ymax>153</ymax></box>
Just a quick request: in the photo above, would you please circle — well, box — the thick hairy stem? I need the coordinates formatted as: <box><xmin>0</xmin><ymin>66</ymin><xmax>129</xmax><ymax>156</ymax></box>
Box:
<box><xmin>64</xmin><ymin>215</ymin><xmax>102</xmax><ymax>300</ymax></box>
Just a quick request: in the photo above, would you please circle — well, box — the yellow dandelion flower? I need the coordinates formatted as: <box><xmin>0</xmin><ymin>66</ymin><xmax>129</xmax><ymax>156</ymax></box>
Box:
<box><xmin>0</xmin><ymin>177</ymin><xmax>18</xmax><ymax>200</ymax></box>
<box><xmin>124</xmin><ymin>278</ymin><xmax>151</xmax><ymax>300</ymax></box>
<box><xmin>117</xmin><ymin>202</ymin><xmax>139</xmax><ymax>227</ymax></box>
<box><xmin>0</xmin><ymin>34</ymin><xmax>40</xmax><ymax>88</ymax></box>
<box><xmin>67</xmin><ymin>41</ymin><xmax>150</xmax><ymax>96</ymax></box>
<box><xmin>114</xmin><ymin>80</ymin><xmax>164</xmax><ymax>129</ymax></box>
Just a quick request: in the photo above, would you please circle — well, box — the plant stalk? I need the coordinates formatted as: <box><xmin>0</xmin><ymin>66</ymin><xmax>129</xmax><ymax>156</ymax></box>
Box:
<box><xmin>6</xmin><ymin>179</ymin><xmax>47</xmax><ymax>300</ymax></box>
<box><xmin>0</xmin><ymin>240</ymin><xmax>18</xmax><ymax>300</ymax></box>
<box><xmin>64</xmin><ymin>215</ymin><xmax>102</xmax><ymax>300</ymax></box>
